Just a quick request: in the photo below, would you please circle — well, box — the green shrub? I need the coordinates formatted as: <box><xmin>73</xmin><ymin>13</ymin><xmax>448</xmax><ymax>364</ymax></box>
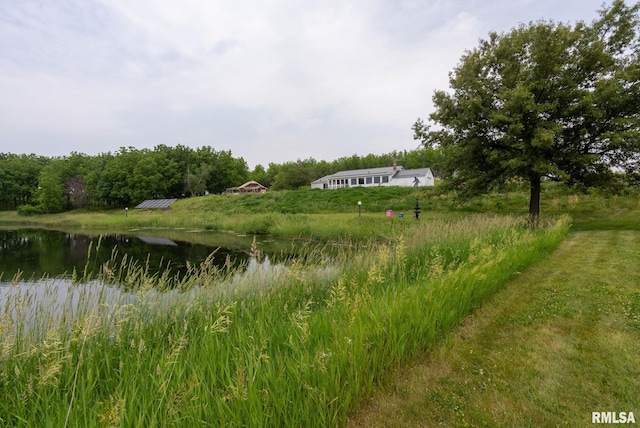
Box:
<box><xmin>17</xmin><ymin>205</ymin><xmax>43</xmax><ymax>216</ymax></box>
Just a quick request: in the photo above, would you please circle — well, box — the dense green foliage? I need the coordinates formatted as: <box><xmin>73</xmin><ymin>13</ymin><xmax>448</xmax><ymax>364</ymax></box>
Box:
<box><xmin>0</xmin><ymin>153</ymin><xmax>48</xmax><ymax>211</ymax></box>
<box><xmin>0</xmin><ymin>147</ymin><xmax>249</xmax><ymax>212</ymax></box>
<box><xmin>414</xmin><ymin>0</ymin><xmax>640</xmax><ymax>222</ymax></box>
<box><xmin>0</xmin><ymin>146</ymin><xmax>442</xmax><ymax>213</ymax></box>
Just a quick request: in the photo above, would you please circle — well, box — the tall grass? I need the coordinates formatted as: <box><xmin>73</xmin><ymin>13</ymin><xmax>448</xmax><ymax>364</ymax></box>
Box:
<box><xmin>0</xmin><ymin>214</ymin><xmax>569</xmax><ymax>426</ymax></box>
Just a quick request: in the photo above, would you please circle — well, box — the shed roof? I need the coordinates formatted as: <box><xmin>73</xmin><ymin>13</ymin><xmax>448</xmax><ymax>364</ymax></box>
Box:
<box><xmin>313</xmin><ymin>166</ymin><xmax>403</xmax><ymax>183</ymax></box>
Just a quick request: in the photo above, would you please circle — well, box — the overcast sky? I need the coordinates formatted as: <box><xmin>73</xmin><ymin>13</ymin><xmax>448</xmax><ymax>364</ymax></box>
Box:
<box><xmin>0</xmin><ymin>0</ymin><xmax>609</xmax><ymax>168</ymax></box>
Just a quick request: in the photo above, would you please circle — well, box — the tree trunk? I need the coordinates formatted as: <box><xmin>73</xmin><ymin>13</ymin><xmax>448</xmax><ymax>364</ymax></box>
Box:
<box><xmin>529</xmin><ymin>174</ymin><xmax>541</xmax><ymax>227</ymax></box>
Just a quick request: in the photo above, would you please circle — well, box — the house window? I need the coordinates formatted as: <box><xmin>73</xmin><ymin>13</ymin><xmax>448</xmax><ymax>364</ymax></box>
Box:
<box><xmin>358</xmin><ymin>177</ymin><xmax>365</xmax><ymax>185</ymax></box>
<box><xmin>382</xmin><ymin>176</ymin><xmax>389</xmax><ymax>183</ymax></box>
<box><xmin>366</xmin><ymin>177</ymin><xmax>372</xmax><ymax>184</ymax></box>
<box><xmin>374</xmin><ymin>176</ymin><xmax>380</xmax><ymax>184</ymax></box>
<box><xmin>351</xmin><ymin>178</ymin><xmax>357</xmax><ymax>185</ymax></box>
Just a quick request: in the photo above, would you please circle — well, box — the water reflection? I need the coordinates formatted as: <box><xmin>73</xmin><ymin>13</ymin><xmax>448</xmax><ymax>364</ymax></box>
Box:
<box><xmin>0</xmin><ymin>279</ymin><xmax>124</xmax><ymax>331</ymax></box>
<box><xmin>0</xmin><ymin>229</ymin><xmax>345</xmax><ymax>339</ymax></box>
<box><xmin>0</xmin><ymin>252</ymin><xmax>341</xmax><ymax>336</ymax></box>
<box><xmin>0</xmin><ymin>228</ymin><xmax>293</xmax><ymax>283</ymax></box>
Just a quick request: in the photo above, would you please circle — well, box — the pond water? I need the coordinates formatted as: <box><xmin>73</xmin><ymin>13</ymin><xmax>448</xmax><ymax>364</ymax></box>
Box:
<box><xmin>0</xmin><ymin>228</ymin><xmax>297</xmax><ymax>283</ymax></box>
<box><xmin>0</xmin><ymin>228</ymin><xmax>322</xmax><ymax>329</ymax></box>
<box><xmin>0</xmin><ymin>228</ymin><xmax>343</xmax><ymax>333</ymax></box>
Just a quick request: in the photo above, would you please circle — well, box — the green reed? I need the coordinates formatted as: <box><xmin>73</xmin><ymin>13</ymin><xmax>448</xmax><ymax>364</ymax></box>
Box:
<box><xmin>0</xmin><ymin>214</ymin><xmax>569</xmax><ymax>427</ymax></box>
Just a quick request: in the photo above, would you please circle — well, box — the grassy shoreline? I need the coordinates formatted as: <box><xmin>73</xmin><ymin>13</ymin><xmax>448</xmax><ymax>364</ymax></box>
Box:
<box><xmin>0</xmin><ymin>212</ymin><xmax>570</xmax><ymax>426</ymax></box>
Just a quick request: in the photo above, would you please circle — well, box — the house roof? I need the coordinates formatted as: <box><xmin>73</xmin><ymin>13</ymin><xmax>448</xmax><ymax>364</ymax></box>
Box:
<box><xmin>238</xmin><ymin>180</ymin><xmax>266</xmax><ymax>189</ymax></box>
<box><xmin>313</xmin><ymin>166</ymin><xmax>403</xmax><ymax>183</ymax></box>
<box><xmin>393</xmin><ymin>168</ymin><xmax>432</xmax><ymax>178</ymax></box>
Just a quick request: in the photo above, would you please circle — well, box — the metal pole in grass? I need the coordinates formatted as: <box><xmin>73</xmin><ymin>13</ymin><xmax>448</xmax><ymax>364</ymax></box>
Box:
<box><xmin>414</xmin><ymin>198</ymin><xmax>420</xmax><ymax>220</ymax></box>
<box><xmin>358</xmin><ymin>200</ymin><xmax>362</xmax><ymax>217</ymax></box>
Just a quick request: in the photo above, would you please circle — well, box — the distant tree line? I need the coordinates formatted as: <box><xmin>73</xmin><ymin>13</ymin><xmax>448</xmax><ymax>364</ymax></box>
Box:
<box><xmin>0</xmin><ymin>145</ymin><xmax>443</xmax><ymax>213</ymax></box>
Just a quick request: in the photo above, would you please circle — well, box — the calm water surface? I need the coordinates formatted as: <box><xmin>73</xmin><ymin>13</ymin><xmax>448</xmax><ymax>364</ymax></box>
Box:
<box><xmin>0</xmin><ymin>228</ymin><xmax>337</xmax><ymax>330</ymax></box>
<box><xmin>0</xmin><ymin>228</ymin><xmax>296</xmax><ymax>283</ymax></box>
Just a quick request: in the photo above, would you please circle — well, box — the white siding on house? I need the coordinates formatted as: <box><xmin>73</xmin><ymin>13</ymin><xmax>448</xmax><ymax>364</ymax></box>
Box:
<box><xmin>310</xmin><ymin>180</ymin><xmax>324</xmax><ymax>189</ymax></box>
<box><xmin>311</xmin><ymin>166</ymin><xmax>399</xmax><ymax>189</ymax></box>
<box><xmin>390</xmin><ymin>168</ymin><xmax>434</xmax><ymax>187</ymax></box>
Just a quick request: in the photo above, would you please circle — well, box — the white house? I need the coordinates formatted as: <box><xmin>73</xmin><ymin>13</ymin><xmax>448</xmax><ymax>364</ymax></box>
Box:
<box><xmin>310</xmin><ymin>165</ymin><xmax>434</xmax><ymax>189</ymax></box>
<box><xmin>390</xmin><ymin>168</ymin><xmax>434</xmax><ymax>187</ymax></box>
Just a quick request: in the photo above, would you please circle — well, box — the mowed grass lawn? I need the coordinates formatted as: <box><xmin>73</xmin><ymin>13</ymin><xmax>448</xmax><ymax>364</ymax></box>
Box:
<box><xmin>349</xmin><ymin>230</ymin><xmax>640</xmax><ymax>427</ymax></box>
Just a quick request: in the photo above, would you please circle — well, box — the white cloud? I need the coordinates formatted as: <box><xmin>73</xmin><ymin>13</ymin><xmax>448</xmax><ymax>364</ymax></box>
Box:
<box><xmin>0</xmin><ymin>0</ymin><xmax>609</xmax><ymax>166</ymax></box>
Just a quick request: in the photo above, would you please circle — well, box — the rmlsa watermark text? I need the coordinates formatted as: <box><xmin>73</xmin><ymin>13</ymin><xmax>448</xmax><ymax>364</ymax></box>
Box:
<box><xmin>592</xmin><ymin>412</ymin><xmax>636</xmax><ymax>424</ymax></box>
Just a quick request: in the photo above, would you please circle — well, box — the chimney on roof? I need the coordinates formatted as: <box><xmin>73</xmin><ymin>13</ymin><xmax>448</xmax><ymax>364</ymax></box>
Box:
<box><xmin>392</xmin><ymin>160</ymin><xmax>397</xmax><ymax>170</ymax></box>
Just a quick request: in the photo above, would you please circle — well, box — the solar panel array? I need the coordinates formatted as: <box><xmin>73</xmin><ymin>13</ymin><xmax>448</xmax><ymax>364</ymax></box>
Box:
<box><xmin>134</xmin><ymin>199</ymin><xmax>177</xmax><ymax>209</ymax></box>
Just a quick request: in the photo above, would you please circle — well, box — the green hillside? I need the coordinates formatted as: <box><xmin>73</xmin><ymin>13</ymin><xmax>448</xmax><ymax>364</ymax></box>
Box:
<box><xmin>173</xmin><ymin>186</ymin><xmax>432</xmax><ymax>215</ymax></box>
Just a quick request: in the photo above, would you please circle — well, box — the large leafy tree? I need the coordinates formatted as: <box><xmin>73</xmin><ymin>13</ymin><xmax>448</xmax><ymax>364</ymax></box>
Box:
<box><xmin>197</xmin><ymin>147</ymin><xmax>249</xmax><ymax>194</ymax></box>
<box><xmin>248</xmin><ymin>164</ymin><xmax>270</xmax><ymax>188</ymax></box>
<box><xmin>61</xmin><ymin>152</ymin><xmax>93</xmax><ymax>208</ymax></box>
<box><xmin>36</xmin><ymin>161</ymin><xmax>66</xmax><ymax>213</ymax></box>
<box><xmin>413</xmin><ymin>0</ymin><xmax>640</xmax><ymax>223</ymax></box>
<box><xmin>185</xmin><ymin>163</ymin><xmax>211</xmax><ymax>196</ymax></box>
<box><xmin>270</xmin><ymin>159</ymin><xmax>319</xmax><ymax>190</ymax></box>
<box><xmin>97</xmin><ymin>147</ymin><xmax>141</xmax><ymax>207</ymax></box>
<box><xmin>0</xmin><ymin>154</ymin><xmax>47</xmax><ymax>210</ymax></box>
